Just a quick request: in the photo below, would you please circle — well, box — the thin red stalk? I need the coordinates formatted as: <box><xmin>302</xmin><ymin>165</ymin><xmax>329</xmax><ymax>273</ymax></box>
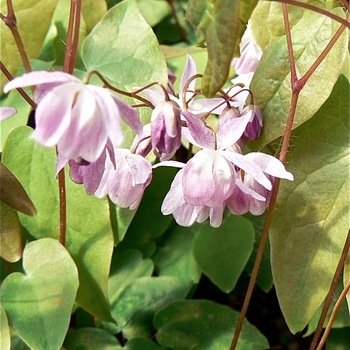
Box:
<box><xmin>1</xmin><ymin>0</ymin><xmax>32</xmax><ymax>74</ymax></box>
<box><xmin>63</xmin><ymin>0</ymin><xmax>76</xmax><ymax>73</ymax></box>
<box><xmin>0</xmin><ymin>61</ymin><xmax>36</xmax><ymax>109</ymax></box>
<box><xmin>230</xmin><ymin>5</ymin><xmax>300</xmax><ymax>348</ymax></box>
<box><xmin>68</xmin><ymin>0</ymin><xmax>82</xmax><ymax>74</ymax></box>
<box><xmin>315</xmin><ymin>279</ymin><xmax>350</xmax><ymax>350</ymax></box>
<box><xmin>59</xmin><ymin>0</ymin><xmax>81</xmax><ymax>246</ymax></box>
<box><xmin>309</xmin><ymin>230</ymin><xmax>350</xmax><ymax>350</ymax></box>
<box><xmin>271</xmin><ymin>0</ymin><xmax>350</xmax><ymax>28</ymax></box>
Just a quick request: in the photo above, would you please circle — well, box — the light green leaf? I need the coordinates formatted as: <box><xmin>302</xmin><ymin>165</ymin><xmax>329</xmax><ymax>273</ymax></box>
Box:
<box><xmin>154</xmin><ymin>300</ymin><xmax>269</xmax><ymax>349</ymax></box>
<box><xmin>270</xmin><ymin>75</ymin><xmax>350</xmax><ymax>333</ymax></box>
<box><xmin>0</xmin><ymin>0</ymin><xmax>60</xmax><ymax>90</ymax></box>
<box><xmin>250</xmin><ymin>1</ymin><xmax>304</xmax><ymax>50</ymax></box>
<box><xmin>111</xmin><ymin>276</ymin><xmax>188</xmax><ymax>338</ymax></box>
<box><xmin>2</xmin><ymin>126</ymin><xmax>114</xmax><ymax>322</ymax></box>
<box><xmin>345</xmin><ymin>253</ymin><xmax>350</xmax><ymax>313</ymax></box>
<box><xmin>83</xmin><ymin>0</ymin><xmax>168</xmax><ymax>90</ymax></box>
<box><xmin>250</xmin><ymin>7</ymin><xmax>348</xmax><ymax>150</ymax></box>
<box><xmin>153</xmin><ymin>225</ymin><xmax>202</xmax><ymax>286</ymax></box>
<box><xmin>0</xmin><ymin>305</ymin><xmax>10</xmax><ymax>350</ymax></box>
<box><xmin>137</xmin><ymin>0</ymin><xmax>171</xmax><ymax>27</ymax></box>
<box><xmin>64</xmin><ymin>328</ymin><xmax>122</xmax><ymax>350</ymax></box>
<box><xmin>0</xmin><ymin>202</ymin><xmax>22</xmax><ymax>263</ymax></box>
<box><xmin>1</xmin><ymin>238</ymin><xmax>79</xmax><ymax>350</ymax></box>
<box><xmin>193</xmin><ymin>214</ymin><xmax>255</xmax><ymax>293</ymax></box>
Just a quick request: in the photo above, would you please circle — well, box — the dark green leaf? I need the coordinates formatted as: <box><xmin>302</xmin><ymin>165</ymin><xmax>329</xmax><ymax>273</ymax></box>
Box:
<box><xmin>154</xmin><ymin>300</ymin><xmax>269</xmax><ymax>349</ymax></box>
<box><xmin>193</xmin><ymin>214</ymin><xmax>255</xmax><ymax>293</ymax></box>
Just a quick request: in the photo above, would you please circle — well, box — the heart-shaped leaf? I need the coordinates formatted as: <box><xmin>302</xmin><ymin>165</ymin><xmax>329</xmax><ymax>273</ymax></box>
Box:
<box><xmin>1</xmin><ymin>238</ymin><xmax>79</xmax><ymax>350</ymax></box>
<box><xmin>193</xmin><ymin>214</ymin><xmax>255</xmax><ymax>293</ymax></box>
<box><xmin>83</xmin><ymin>0</ymin><xmax>168</xmax><ymax>90</ymax></box>
<box><xmin>0</xmin><ymin>305</ymin><xmax>10</xmax><ymax>350</ymax></box>
<box><xmin>2</xmin><ymin>126</ymin><xmax>114</xmax><ymax>321</ymax></box>
<box><xmin>270</xmin><ymin>75</ymin><xmax>350</xmax><ymax>333</ymax></box>
<box><xmin>154</xmin><ymin>300</ymin><xmax>269</xmax><ymax>349</ymax></box>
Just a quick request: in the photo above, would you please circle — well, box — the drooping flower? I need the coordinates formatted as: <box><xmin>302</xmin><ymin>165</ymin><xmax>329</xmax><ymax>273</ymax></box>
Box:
<box><xmin>4</xmin><ymin>71</ymin><xmax>142</xmax><ymax>163</ymax></box>
<box><xmin>150</xmin><ymin>99</ymin><xmax>182</xmax><ymax>160</ymax></box>
<box><xmin>160</xmin><ymin>110</ymin><xmax>293</xmax><ymax>227</ymax></box>
<box><xmin>95</xmin><ymin>148</ymin><xmax>153</xmax><ymax>210</ymax></box>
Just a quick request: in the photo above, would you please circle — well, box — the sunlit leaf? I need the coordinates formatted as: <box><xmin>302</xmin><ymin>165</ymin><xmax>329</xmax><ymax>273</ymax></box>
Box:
<box><xmin>193</xmin><ymin>214</ymin><xmax>255</xmax><ymax>293</ymax></box>
<box><xmin>0</xmin><ymin>202</ymin><xmax>22</xmax><ymax>263</ymax></box>
<box><xmin>2</xmin><ymin>126</ymin><xmax>114</xmax><ymax>322</ymax></box>
<box><xmin>154</xmin><ymin>300</ymin><xmax>269</xmax><ymax>349</ymax></box>
<box><xmin>270</xmin><ymin>75</ymin><xmax>350</xmax><ymax>333</ymax></box>
<box><xmin>83</xmin><ymin>0</ymin><xmax>168</xmax><ymax>90</ymax></box>
<box><xmin>0</xmin><ymin>0</ymin><xmax>59</xmax><ymax>90</ymax></box>
<box><xmin>250</xmin><ymin>7</ymin><xmax>348</xmax><ymax>150</ymax></box>
<box><xmin>1</xmin><ymin>238</ymin><xmax>79</xmax><ymax>350</ymax></box>
<box><xmin>0</xmin><ymin>305</ymin><xmax>10</xmax><ymax>350</ymax></box>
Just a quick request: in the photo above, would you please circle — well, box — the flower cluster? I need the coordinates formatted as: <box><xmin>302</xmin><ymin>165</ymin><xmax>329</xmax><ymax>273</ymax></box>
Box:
<box><xmin>3</xmin><ymin>29</ymin><xmax>293</xmax><ymax>228</ymax></box>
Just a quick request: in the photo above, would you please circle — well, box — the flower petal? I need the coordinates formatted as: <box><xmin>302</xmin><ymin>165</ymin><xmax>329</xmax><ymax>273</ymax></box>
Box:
<box><xmin>0</xmin><ymin>107</ymin><xmax>17</xmax><ymax>121</ymax></box>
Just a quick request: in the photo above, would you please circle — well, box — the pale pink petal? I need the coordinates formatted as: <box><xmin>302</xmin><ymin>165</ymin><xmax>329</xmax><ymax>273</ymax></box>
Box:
<box><xmin>4</xmin><ymin>71</ymin><xmax>80</xmax><ymax>94</ymax></box>
<box><xmin>245</xmin><ymin>153</ymin><xmax>294</xmax><ymax>181</ymax></box>
<box><xmin>0</xmin><ymin>107</ymin><xmax>17</xmax><ymax>121</ymax></box>
<box><xmin>34</xmin><ymin>82</ymin><xmax>82</xmax><ymax>147</ymax></box>
<box><xmin>209</xmin><ymin>206</ymin><xmax>225</xmax><ymax>228</ymax></box>
<box><xmin>180</xmin><ymin>55</ymin><xmax>197</xmax><ymax>104</ymax></box>
<box><xmin>126</xmin><ymin>154</ymin><xmax>152</xmax><ymax>186</ymax></box>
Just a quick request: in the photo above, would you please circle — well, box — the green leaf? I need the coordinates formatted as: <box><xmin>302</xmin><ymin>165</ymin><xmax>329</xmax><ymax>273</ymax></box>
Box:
<box><xmin>0</xmin><ymin>0</ymin><xmax>60</xmax><ymax>90</ymax></box>
<box><xmin>108</xmin><ymin>250</ymin><xmax>154</xmax><ymax>306</ymax></box>
<box><xmin>154</xmin><ymin>300</ymin><xmax>269</xmax><ymax>349</ymax></box>
<box><xmin>125</xmin><ymin>337</ymin><xmax>167</xmax><ymax>350</ymax></box>
<box><xmin>0</xmin><ymin>202</ymin><xmax>22</xmax><ymax>263</ymax></box>
<box><xmin>153</xmin><ymin>225</ymin><xmax>202</xmax><ymax>286</ymax></box>
<box><xmin>250</xmin><ymin>7</ymin><xmax>348</xmax><ymax>150</ymax></box>
<box><xmin>83</xmin><ymin>0</ymin><xmax>168</xmax><ymax>90</ymax></box>
<box><xmin>111</xmin><ymin>276</ymin><xmax>188</xmax><ymax>338</ymax></box>
<box><xmin>64</xmin><ymin>328</ymin><xmax>122</xmax><ymax>350</ymax></box>
<box><xmin>137</xmin><ymin>0</ymin><xmax>171</xmax><ymax>27</ymax></box>
<box><xmin>326</xmin><ymin>327</ymin><xmax>350</xmax><ymax>350</ymax></box>
<box><xmin>1</xmin><ymin>238</ymin><xmax>79</xmax><ymax>350</ymax></box>
<box><xmin>0</xmin><ymin>162</ymin><xmax>36</xmax><ymax>216</ymax></box>
<box><xmin>2</xmin><ymin>126</ymin><xmax>114</xmax><ymax>322</ymax></box>
<box><xmin>249</xmin><ymin>1</ymin><xmax>304</xmax><ymax>51</ymax></box>
<box><xmin>0</xmin><ymin>305</ymin><xmax>10</xmax><ymax>350</ymax></box>
<box><xmin>193</xmin><ymin>214</ymin><xmax>255</xmax><ymax>293</ymax></box>
<box><xmin>270</xmin><ymin>75</ymin><xmax>350</xmax><ymax>333</ymax></box>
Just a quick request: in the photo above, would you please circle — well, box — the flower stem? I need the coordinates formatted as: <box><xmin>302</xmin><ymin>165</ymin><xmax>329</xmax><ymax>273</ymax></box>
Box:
<box><xmin>309</xmin><ymin>229</ymin><xmax>350</xmax><ymax>350</ymax></box>
<box><xmin>0</xmin><ymin>0</ymin><xmax>32</xmax><ymax>74</ymax></box>
<box><xmin>315</xmin><ymin>278</ymin><xmax>350</xmax><ymax>350</ymax></box>
<box><xmin>230</xmin><ymin>5</ymin><xmax>300</xmax><ymax>348</ymax></box>
<box><xmin>0</xmin><ymin>61</ymin><xmax>36</xmax><ymax>109</ymax></box>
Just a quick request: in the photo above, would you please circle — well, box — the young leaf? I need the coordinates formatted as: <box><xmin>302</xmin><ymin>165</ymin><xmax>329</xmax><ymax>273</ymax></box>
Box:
<box><xmin>270</xmin><ymin>75</ymin><xmax>350</xmax><ymax>333</ymax></box>
<box><xmin>250</xmin><ymin>7</ymin><xmax>348</xmax><ymax>150</ymax></box>
<box><xmin>0</xmin><ymin>0</ymin><xmax>60</xmax><ymax>90</ymax></box>
<box><xmin>154</xmin><ymin>300</ymin><xmax>269</xmax><ymax>349</ymax></box>
<box><xmin>83</xmin><ymin>0</ymin><xmax>168</xmax><ymax>90</ymax></box>
<box><xmin>2</xmin><ymin>126</ymin><xmax>114</xmax><ymax>322</ymax></box>
<box><xmin>193</xmin><ymin>214</ymin><xmax>255</xmax><ymax>293</ymax></box>
<box><xmin>0</xmin><ymin>238</ymin><xmax>79</xmax><ymax>350</ymax></box>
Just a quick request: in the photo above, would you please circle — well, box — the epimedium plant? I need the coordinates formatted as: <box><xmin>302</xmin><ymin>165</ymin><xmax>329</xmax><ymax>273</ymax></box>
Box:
<box><xmin>0</xmin><ymin>0</ymin><xmax>349</xmax><ymax>349</ymax></box>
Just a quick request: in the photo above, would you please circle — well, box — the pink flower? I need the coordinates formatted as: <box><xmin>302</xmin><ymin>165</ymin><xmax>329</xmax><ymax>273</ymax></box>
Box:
<box><xmin>150</xmin><ymin>100</ymin><xmax>182</xmax><ymax>160</ymax></box>
<box><xmin>4</xmin><ymin>71</ymin><xmax>142</xmax><ymax>163</ymax></box>
<box><xmin>95</xmin><ymin>148</ymin><xmax>152</xmax><ymax>210</ymax></box>
<box><xmin>0</xmin><ymin>107</ymin><xmax>17</xmax><ymax>121</ymax></box>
